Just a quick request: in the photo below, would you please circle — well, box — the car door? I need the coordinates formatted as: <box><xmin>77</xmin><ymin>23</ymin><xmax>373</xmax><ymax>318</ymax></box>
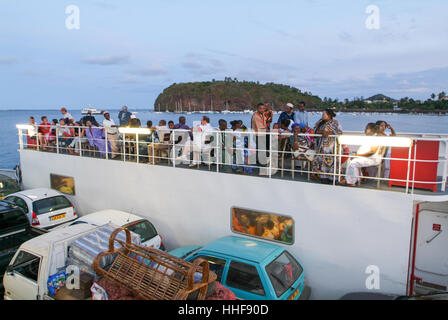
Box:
<box><xmin>223</xmin><ymin>259</ymin><xmax>268</xmax><ymax>300</ymax></box>
<box><xmin>3</xmin><ymin>250</ymin><xmax>42</xmax><ymax>300</ymax></box>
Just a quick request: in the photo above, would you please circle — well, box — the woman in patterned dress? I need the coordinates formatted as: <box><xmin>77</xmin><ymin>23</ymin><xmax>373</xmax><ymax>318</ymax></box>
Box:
<box><xmin>311</xmin><ymin>109</ymin><xmax>343</xmax><ymax>183</ymax></box>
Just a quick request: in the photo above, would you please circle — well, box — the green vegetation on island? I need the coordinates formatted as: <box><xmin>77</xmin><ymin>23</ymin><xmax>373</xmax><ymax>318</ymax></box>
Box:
<box><xmin>154</xmin><ymin>79</ymin><xmax>448</xmax><ymax>113</ymax></box>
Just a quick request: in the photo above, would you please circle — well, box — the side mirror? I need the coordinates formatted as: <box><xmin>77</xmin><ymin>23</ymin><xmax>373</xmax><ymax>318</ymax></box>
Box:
<box><xmin>5</xmin><ymin>265</ymin><xmax>14</xmax><ymax>275</ymax></box>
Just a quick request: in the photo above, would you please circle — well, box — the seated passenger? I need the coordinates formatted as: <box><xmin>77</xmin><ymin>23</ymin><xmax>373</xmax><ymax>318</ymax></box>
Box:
<box><xmin>340</xmin><ymin>123</ymin><xmax>382</xmax><ymax>186</ymax></box>
<box><xmin>289</xmin><ymin>123</ymin><xmax>315</xmax><ymax>161</ymax></box>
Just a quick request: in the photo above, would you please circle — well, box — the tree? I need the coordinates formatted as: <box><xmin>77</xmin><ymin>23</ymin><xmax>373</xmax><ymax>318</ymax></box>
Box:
<box><xmin>431</xmin><ymin>93</ymin><xmax>436</xmax><ymax>100</ymax></box>
<box><xmin>438</xmin><ymin>91</ymin><xmax>446</xmax><ymax>100</ymax></box>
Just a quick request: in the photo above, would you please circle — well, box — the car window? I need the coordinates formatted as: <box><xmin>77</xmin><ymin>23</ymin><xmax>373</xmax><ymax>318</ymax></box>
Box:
<box><xmin>266</xmin><ymin>251</ymin><xmax>303</xmax><ymax>297</ymax></box>
<box><xmin>11</xmin><ymin>250</ymin><xmax>41</xmax><ymax>282</ymax></box>
<box><xmin>226</xmin><ymin>260</ymin><xmax>265</xmax><ymax>296</ymax></box>
<box><xmin>195</xmin><ymin>255</ymin><xmax>226</xmax><ymax>282</ymax></box>
<box><xmin>0</xmin><ymin>208</ymin><xmax>29</xmax><ymax>230</ymax></box>
<box><xmin>32</xmin><ymin>196</ymin><xmax>71</xmax><ymax>215</ymax></box>
<box><xmin>126</xmin><ymin>220</ymin><xmax>158</xmax><ymax>243</ymax></box>
<box><xmin>5</xmin><ymin>196</ymin><xmax>28</xmax><ymax>213</ymax></box>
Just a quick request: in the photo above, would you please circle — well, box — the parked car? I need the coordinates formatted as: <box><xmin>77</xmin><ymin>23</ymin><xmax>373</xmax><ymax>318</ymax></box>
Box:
<box><xmin>169</xmin><ymin>235</ymin><xmax>311</xmax><ymax>300</ymax></box>
<box><xmin>59</xmin><ymin>209</ymin><xmax>164</xmax><ymax>250</ymax></box>
<box><xmin>0</xmin><ymin>173</ymin><xmax>20</xmax><ymax>200</ymax></box>
<box><xmin>340</xmin><ymin>291</ymin><xmax>448</xmax><ymax>300</ymax></box>
<box><xmin>0</xmin><ymin>200</ymin><xmax>47</xmax><ymax>294</ymax></box>
<box><xmin>3</xmin><ymin>224</ymin><xmax>98</xmax><ymax>300</ymax></box>
<box><xmin>4</xmin><ymin>188</ymin><xmax>77</xmax><ymax>230</ymax></box>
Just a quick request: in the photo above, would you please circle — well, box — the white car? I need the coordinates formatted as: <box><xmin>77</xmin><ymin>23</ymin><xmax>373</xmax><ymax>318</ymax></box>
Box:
<box><xmin>4</xmin><ymin>188</ymin><xmax>77</xmax><ymax>230</ymax></box>
<box><xmin>61</xmin><ymin>209</ymin><xmax>164</xmax><ymax>250</ymax></box>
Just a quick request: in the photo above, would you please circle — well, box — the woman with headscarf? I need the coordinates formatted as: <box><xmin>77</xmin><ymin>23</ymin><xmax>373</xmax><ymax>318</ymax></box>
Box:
<box><xmin>311</xmin><ymin>109</ymin><xmax>343</xmax><ymax>183</ymax></box>
<box><xmin>85</xmin><ymin>120</ymin><xmax>110</xmax><ymax>158</ymax></box>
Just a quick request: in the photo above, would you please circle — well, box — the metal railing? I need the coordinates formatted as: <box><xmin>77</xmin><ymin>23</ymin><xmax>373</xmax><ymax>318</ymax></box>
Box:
<box><xmin>16</xmin><ymin>124</ymin><xmax>448</xmax><ymax>194</ymax></box>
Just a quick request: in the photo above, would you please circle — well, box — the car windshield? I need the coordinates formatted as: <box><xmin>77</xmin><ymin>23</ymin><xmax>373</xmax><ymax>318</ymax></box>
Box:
<box><xmin>0</xmin><ymin>179</ymin><xmax>20</xmax><ymax>197</ymax></box>
<box><xmin>32</xmin><ymin>196</ymin><xmax>71</xmax><ymax>215</ymax></box>
<box><xmin>265</xmin><ymin>251</ymin><xmax>303</xmax><ymax>298</ymax></box>
<box><xmin>126</xmin><ymin>220</ymin><xmax>158</xmax><ymax>243</ymax></box>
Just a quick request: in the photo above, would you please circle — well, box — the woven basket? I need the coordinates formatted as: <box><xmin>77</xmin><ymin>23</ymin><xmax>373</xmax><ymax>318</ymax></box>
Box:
<box><xmin>93</xmin><ymin>227</ymin><xmax>217</xmax><ymax>300</ymax></box>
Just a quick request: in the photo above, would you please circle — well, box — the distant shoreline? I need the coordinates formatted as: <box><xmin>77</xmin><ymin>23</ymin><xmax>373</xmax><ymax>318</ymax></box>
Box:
<box><xmin>1</xmin><ymin>108</ymin><xmax>447</xmax><ymax>115</ymax></box>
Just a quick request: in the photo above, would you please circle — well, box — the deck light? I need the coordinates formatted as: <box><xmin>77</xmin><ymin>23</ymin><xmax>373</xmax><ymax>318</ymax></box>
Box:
<box><xmin>338</xmin><ymin>135</ymin><xmax>413</xmax><ymax>148</ymax></box>
<box><xmin>16</xmin><ymin>124</ymin><xmax>34</xmax><ymax>130</ymax></box>
<box><xmin>118</xmin><ymin>127</ymin><xmax>151</xmax><ymax>135</ymax></box>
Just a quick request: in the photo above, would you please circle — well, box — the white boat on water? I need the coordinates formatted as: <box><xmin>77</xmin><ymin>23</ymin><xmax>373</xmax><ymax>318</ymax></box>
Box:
<box><xmin>13</xmin><ymin>124</ymin><xmax>448</xmax><ymax>299</ymax></box>
<box><xmin>81</xmin><ymin>108</ymin><xmax>102</xmax><ymax>115</ymax></box>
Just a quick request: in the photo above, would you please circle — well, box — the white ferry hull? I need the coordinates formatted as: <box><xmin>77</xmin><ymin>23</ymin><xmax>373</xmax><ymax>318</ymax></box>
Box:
<box><xmin>18</xmin><ymin>150</ymin><xmax>448</xmax><ymax>299</ymax></box>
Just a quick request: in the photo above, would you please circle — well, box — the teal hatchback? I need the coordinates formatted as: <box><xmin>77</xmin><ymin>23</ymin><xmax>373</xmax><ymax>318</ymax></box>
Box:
<box><xmin>169</xmin><ymin>236</ymin><xmax>311</xmax><ymax>300</ymax></box>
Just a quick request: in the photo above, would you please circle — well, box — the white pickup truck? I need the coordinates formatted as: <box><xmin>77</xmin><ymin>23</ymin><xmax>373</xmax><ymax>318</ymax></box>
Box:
<box><xmin>2</xmin><ymin>223</ymin><xmax>137</xmax><ymax>300</ymax></box>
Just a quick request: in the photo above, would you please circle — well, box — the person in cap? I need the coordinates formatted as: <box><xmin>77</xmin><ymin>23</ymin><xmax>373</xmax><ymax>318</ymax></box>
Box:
<box><xmin>293</xmin><ymin>101</ymin><xmax>309</xmax><ymax>127</ymax></box>
<box><xmin>277</xmin><ymin>103</ymin><xmax>296</xmax><ymax>125</ymax></box>
<box><xmin>60</xmin><ymin>107</ymin><xmax>74</xmax><ymax>123</ymax></box>
<box><xmin>102</xmin><ymin>111</ymin><xmax>120</xmax><ymax>159</ymax></box>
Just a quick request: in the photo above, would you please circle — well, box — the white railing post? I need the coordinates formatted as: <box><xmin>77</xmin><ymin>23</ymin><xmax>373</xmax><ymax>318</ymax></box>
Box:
<box><xmin>172</xmin><ymin>132</ymin><xmax>176</xmax><ymax>168</ymax></box>
<box><xmin>269</xmin><ymin>132</ymin><xmax>272</xmax><ymax>179</ymax></box>
<box><xmin>405</xmin><ymin>144</ymin><xmax>413</xmax><ymax>194</ymax></box>
<box><xmin>123</xmin><ymin>134</ymin><xmax>126</xmax><ymax>163</ymax></box>
<box><xmin>105</xmin><ymin>131</ymin><xmax>109</xmax><ymax>160</ymax></box>
<box><xmin>136</xmin><ymin>134</ymin><xmax>139</xmax><ymax>164</ymax></box>
<box><xmin>333</xmin><ymin>136</ymin><xmax>337</xmax><ymax>185</ymax></box>
<box><xmin>35</xmin><ymin>125</ymin><xmax>40</xmax><ymax>151</ymax></box>
<box><xmin>79</xmin><ymin>131</ymin><xmax>82</xmax><ymax>157</ymax></box>
<box><xmin>152</xmin><ymin>136</ymin><xmax>155</xmax><ymax>165</ymax></box>
<box><xmin>216</xmin><ymin>131</ymin><xmax>219</xmax><ymax>173</ymax></box>
<box><xmin>56</xmin><ymin>126</ymin><xmax>59</xmax><ymax>154</ymax></box>
<box><xmin>18</xmin><ymin>128</ymin><xmax>23</xmax><ymax>150</ymax></box>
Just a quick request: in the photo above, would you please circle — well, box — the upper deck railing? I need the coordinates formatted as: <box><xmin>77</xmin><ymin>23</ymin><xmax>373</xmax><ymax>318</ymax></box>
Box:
<box><xmin>16</xmin><ymin>124</ymin><xmax>448</xmax><ymax>195</ymax></box>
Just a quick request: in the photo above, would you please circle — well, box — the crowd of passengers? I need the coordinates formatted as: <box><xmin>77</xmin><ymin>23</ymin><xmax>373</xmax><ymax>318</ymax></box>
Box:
<box><xmin>24</xmin><ymin>103</ymin><xmax>397</xmax><ymax>187</ymax></box>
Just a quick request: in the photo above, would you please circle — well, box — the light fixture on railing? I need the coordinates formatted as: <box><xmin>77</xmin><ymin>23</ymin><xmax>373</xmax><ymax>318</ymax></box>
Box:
<box><xmin>16</xmin><ymin>124</ymin><xmax>35</xmax><ymax>130</ymax></box>
<box><xmin>338</xmin><ymin>135</ymin><xmax>413</xmax><ymax>147</ymax></box>
<box><xmin>118</xmin><ymin>127</ymin><xmax>151</xmax><ymax>135</ymax></box>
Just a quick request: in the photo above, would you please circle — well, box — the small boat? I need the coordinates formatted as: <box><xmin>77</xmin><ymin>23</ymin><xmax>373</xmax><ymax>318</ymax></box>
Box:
<box><xmin>81</xmin><ymin>108</ymin><xmax>103</xmax><ymax>115</ymax></box>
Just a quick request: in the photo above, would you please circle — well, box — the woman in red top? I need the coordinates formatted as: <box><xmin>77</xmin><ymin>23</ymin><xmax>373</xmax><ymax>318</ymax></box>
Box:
<box><xmin>38</xmin><ymin>116</ymin><xmax>51</xmax><ymax>150</ymax></box>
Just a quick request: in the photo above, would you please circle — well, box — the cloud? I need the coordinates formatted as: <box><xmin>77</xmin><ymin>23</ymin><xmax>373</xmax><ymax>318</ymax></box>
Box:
<box><xmin>81</xmin><ymin>55</ymin><xmax>130</xmax><ymax>66</ymax></box>
<box><xmin>0</xmin><ymin>57</ymin><xmax>18</xmax><ymax>64</ymax></box>
<box><xmin>126</xmin><ymin>66</ymin><xmax>168</xmax><ymax>77</ymax></box>
<box><xmin>181</xmin><ymin>53</ymin><xmax>226</xmax><ymax>75</ymax></box>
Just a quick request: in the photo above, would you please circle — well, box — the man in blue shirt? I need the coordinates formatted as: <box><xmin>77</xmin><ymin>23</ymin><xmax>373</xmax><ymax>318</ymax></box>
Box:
<box><xmin>118</xmin><ymin>106</ymin><xmax>132</xmax><ymax>126</ymax></box>
<box><xmin>277</xmin><ymin>103</ymin><xmax>295</xmax><ymax>125</ymax></box>
<box><xmin>294</xmin><ymin>101</ymin><xmax>309</xmax><ymax>127</ymax></box>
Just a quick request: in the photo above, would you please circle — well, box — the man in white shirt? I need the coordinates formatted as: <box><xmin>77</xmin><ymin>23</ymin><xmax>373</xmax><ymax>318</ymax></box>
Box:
<box><xmin>293</xmin><ymin>102</ymin><xmax>309</xmax><ymax>127</ymax></box>
<box><xmin>102</xmin><ymin>111</ymin><xmax>120</xmax><ymax>158</ymax></box>
<box><xmin>61</xmin><ymin>107</ymin><xmax>75</xmax><ymax>123</ymax></box>
<box><xmin>178</xmin><ymin>116</ymin><xmax>214</xmax><ymax>167</ymax></box>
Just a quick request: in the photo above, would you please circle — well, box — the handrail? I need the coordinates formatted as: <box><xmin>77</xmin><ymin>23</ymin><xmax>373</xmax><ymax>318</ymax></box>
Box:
<box><xmin>16</xmin><ymin>124</ymin><xmax>448</xmax><ymax>195</ymax></box>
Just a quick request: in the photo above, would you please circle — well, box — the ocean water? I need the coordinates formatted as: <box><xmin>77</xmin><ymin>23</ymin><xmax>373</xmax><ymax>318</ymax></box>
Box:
<box><xmin>1</xmin><ymin>109</ymin><xmax>447</xmax><ymax>170</ymax></box>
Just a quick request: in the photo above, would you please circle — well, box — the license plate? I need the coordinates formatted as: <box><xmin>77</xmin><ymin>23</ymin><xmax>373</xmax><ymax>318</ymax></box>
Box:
<box><xmin>288</xmin><ymin>288</ymin><xmax>301</xmax><ymax>300</ymax></box>
<box><xmin>50</xmin><ymin>213</ymin><xmax>66</xmax><ymax>221</ymax></box>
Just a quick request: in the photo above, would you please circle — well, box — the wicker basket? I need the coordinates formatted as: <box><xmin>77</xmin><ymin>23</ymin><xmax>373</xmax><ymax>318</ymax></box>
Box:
<box><xmin>92</xmin><ymin>227</ymin><xmax>217</xmax><ymax>300</ymax></box>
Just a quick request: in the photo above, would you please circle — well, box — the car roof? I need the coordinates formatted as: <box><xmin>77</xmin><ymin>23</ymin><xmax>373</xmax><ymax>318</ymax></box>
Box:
<box><xmin>73</xmin><ymin>210</ymin><xmax>143</xmax><ymax>227</ymax></box>
<box><xmin>200</xmin><ymin>236</ymin><xmax>284</xmax><ymax>264</ymax></box>
<box><xmin>12</xmin><ymin>188</ymin><xmax>63</xmax><ymax>201</ymax></box>
<box><xmin>21</xmin><ymin>224</ymin><xmax>96</xmax><ymax>257</ymax></box>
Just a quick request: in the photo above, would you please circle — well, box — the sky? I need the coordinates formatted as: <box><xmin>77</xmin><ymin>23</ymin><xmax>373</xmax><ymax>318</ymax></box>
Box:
<box><xmin>0</xmin><ymin>0</ymin><xmax>447</xmax><ymax>109</ymax></box>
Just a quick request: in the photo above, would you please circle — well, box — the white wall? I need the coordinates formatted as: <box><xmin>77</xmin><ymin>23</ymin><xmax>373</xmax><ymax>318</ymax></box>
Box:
<box><xmin>20</xmin><ymin>150</ymin><xmax>416</xmax><ymax>299</ymax></box>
